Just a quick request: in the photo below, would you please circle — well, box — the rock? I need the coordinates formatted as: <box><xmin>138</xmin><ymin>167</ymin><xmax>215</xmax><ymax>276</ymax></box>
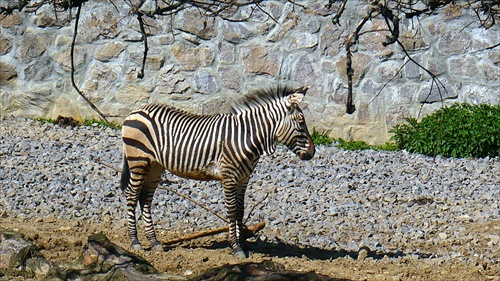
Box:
<box><xmin>357</xmin><ymin>247</ymin><xmax>370</xmax><ymax>261</ymax></box>
<box><xmin>189</xmin><ymin>260</ymin><xmax>340</xmax><ymax>281</ymax></box>
<box><xmin>82</xmin><ymin>233</ymin><xmax>157</xmax><ymax>276</ymax></box>
<box><xmin>0</xmin><ymin>228</ymin><xmax>59</xmax><ymax>280</ymax></box>
<box><xmin>0</xmin><ymin>229</ymin><xmax>37</xmax><ymax>269</ymax></box>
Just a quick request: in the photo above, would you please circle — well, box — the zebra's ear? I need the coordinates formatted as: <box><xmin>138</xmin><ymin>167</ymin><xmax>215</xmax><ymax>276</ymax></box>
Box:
<box><xmin>288</xmin><ymin>93</ymin><xmax>304</xmax><ymax>105</ymax></box>
<box><xmin>286</xmin><ymin>86</ymin><xmax>309</xmax><ymax>107</ymax></box>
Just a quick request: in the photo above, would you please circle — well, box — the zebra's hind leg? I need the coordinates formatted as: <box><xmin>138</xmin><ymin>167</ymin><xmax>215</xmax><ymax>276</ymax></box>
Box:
<box><xmin>124</xmin><ymin>177</ymin><xmax>145</xmax><ymax>251</ymax></box>
<box><xmin>139</xmin><ymin>163</ymin><xmax>164</xmax><ymax>252</ymax></box>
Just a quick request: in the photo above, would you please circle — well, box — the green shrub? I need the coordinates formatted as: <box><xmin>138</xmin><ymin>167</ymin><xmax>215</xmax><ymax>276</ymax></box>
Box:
<box><xmin>311</xmin><ymin>128</ymin><xmax>398</xmax><ymax>151</ymax></box>
<box><xmin>390</xmin><ymin>103</ymin><xmax>500</xmax><ymax>158</ymax></box>
<box><xmin>35</xmin><ymin>116</ymin><xmax>121</xmax><ymax>130</ymax></box>
<box><xmin>81</xmin><ymin>118</ymin><xmax>122</xmax><ymax>130</ymax></box>
<box><xmin>337</xmin><ymin>139</ymin><xmax>371</xmax><ymax>150</ymax></box>
<box><xmin>311</xmin><ymin>128</ymin><xmax>335</xmax><ymax>145</ymax></box>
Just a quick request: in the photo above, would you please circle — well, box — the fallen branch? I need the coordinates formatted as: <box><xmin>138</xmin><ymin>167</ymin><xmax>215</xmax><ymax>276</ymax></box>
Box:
<box><xmin>162</xmin><ymin>221</ymin><xmax>266</xmax><ymax>246</ymax></box>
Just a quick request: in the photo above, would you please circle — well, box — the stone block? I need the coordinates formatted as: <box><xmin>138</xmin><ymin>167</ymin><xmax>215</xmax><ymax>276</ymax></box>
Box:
<box><xmin>417</xmin><ymin>79</ymin><xmax>457</xmax><ymax>103</ymax></box>
<box><xmin>404</xmin><ymin>58</ymin><xmax>423</xmax><ymax>80</ymax></box>
<box><xmin>218</xmin><ymin>65</ymin><xmax>242</xmax><ymax>90</ymax></box>
<box><xmin>94</xmin><ymin>42</ymin><xmax>125</xmax><ymax>62</ymax></box>
<box><xmin>392</xmin><ymin>84</ymin><xmax>418</xmax><ymax>105</ymax></box>
<box><xmin>156</xmin><ymin>65</ymin><xmax>191</xmax><ymax>96</ymax></box>
<box><xmin>319</xmin><ymin>23</ymin><xmax>343</xmax><ymax>57</ymax></box>
<box><xmin>386</xmin><ymin>106</ymin><xmax>410</xmax><ymax>129</ymax></box>
<box><xmin>480</xmin><ymin>60</ymin><xmax>500</xmax><ymax>83</ymax></box>
<box><xmin>54</xmin><ymin>46</ymin><xmax>85</xmax><ymax>72</ymax></box>
<box><xmin>427</xmin><ymin>58</ymin><xmax>446</xmax><ymax>76</ymax></box>
<box><xmin>336</xmin><ymin>52</ymin><xmax>371</xmax><ymax>85</ymax></box>
<box><xmin>218</xmin><ymin>41</ymin><xmax>236</xmax><ymax>64</ymax></box>
<box><xmin>443</xmin><ymin>3</ymin><xmax>463</xmax><ymax>20</ymax></box>
<box><xmin>223</xmin><ymin>21</ymin><xmax>256</xmax><ymax>43</ymax></box>
<box><xmin>448</xmin><ymin>56</ymin><xmax>479</xmax><ymax>79</ymax></box>
<box><xmin>24</xmin><ymin>57</ymin><xmax>54</xmax><ymax>81</ymax></box>
<box><xmin>267</xmin><ymin>4</ymin><xmax>299</xmax><ymax>42</ymax></box>
<box><xmin>437</xmin><ymin>30</ymin><xmax>472</xmax><ymax>55</ymax></box>
<box><xmin>202</xmin><ymin>96</ymin><xmax>232</xmax><ymax>115</ymax></box>
<box><xmin>0</xmin><ymin>12</ymin><xmax>22</xmax><ymax>28</ymax></box>
<box><xmin>0</xmin><ymin>33</ymin><xmax>12</xmax><ymax>55</ymax></box>
<box><xmin>15</xmin><ymin>32</ymin><xmax>52</xmax><ymax>63</ymax></box>
<box><xmin>194</xmin><ymin>69</ymin><xmax>219</xmax><ymax>94</ymax></box>
<box><xmin>82</xmin><ymin>64</ymin><xmax>118</xmax><ymax>102</ymax></box>
<box><xmin>79</xmin><ymin>5</ymin><xmax>120</xmax><ymax>42</ymax></box>
<box><xmin>292</xmin><ymin>54</ymin><xmax>324</xmax><ymax>98</ymax></box>
<box><xmin>357</xmin><ymin>102</ymin><xmax>371</xmax><ymax>124</ymax></box>
<box><xmin>116</xmin><ymin>84</ymin><xmax>152</xmax><ymax>104</ymax></box>
<box><xmin>175</xmin><ymin>9</ymin><xmax>216</xmax><ymax>40</ymax></box>
<box><xmin>32</xmin><ymin>4</ymin><xmax>70</xmax><ymax>27</ymax></box>
<box><xmin>0</xmin><ymin>61</ymin><xmax>17</xmax><ymax>84</ymax></box>
<box><xmin>285</xmin><ymin>31</ymin><xmax>318</xmax><ymax>51</ymax></box>
<box><xmin>48</xmin><ymin>97</ymin><xmax>84</xmax><ymax>120</ymax></box>
<box><xmin>359</xmin><ymin>20</ymin><xmax>393</xmax><ymax>53</ymax></box>
<box><xmin>171</xmin><ymin>43</ymin><xmax>214</xmax><ymax>71</ymax></box>
<box><xmin>374</xmin><ymin>60</ymin><xmax>403</xmax><ymax>81</ymax></box>
<box><xmin>241</xmin><ymin>45</ymin><xmax>280</xmax><ymax>75</ymax></box>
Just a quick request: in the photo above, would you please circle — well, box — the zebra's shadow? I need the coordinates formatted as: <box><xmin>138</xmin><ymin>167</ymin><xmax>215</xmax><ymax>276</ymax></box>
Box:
<box><xmin>195</xmin><ymin>239</ymin><xmax>407</xmax><ymax>261</ymax></box>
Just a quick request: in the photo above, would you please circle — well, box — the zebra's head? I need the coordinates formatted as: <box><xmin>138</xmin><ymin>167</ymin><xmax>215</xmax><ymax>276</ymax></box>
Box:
<box><xmin>277</xmin><ymin>86</ymin><xmax>315</xmax><ymax>161</ymax></box>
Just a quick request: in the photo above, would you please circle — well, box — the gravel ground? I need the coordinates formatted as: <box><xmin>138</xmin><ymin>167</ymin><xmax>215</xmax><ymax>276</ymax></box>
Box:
<box><xmin>1</xmin><ymin>116</ymin><xmax>499</xmax><ymax>267</ymax></box>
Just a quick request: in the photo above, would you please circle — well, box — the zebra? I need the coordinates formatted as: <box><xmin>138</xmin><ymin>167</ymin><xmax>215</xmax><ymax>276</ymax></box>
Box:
<box><xmin>120</xmin><ymin>85</ymin><xmax>315</xmax><ymax>258</ymax></box>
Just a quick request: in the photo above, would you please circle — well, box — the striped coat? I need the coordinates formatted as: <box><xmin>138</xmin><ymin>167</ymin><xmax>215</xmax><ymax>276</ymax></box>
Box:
<box><xmin>121</xmin><ymin>85</ymin><xmax>315</xmax><ymax>257</ymax></box>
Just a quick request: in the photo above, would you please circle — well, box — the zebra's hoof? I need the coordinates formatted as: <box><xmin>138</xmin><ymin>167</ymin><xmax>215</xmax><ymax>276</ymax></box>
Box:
<box><xmin>151</xmin><ymin>244</ymin><xmax>164</xmax><ymax>252</ymax></box>
<box><xmin>131</xmin><ymin>244</ymin><xmax>143</xmax><ymax>251</ymax></box>
<box><xmin>233</xmin><ymin>247</ymin><xmax>247</xmax><ymax>258</ymax></box>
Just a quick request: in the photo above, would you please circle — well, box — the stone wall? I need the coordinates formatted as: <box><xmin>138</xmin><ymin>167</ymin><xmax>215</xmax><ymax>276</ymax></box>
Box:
<box><xmin>1</xmin><ymin>1</ymin><xmax>499</xmax><ymax>144</ymax></box>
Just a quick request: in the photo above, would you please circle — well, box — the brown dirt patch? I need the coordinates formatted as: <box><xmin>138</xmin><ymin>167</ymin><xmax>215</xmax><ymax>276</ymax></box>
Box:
<box><xmin>1</xmin><ymin>216</ymin><xmax>499</xmax><ymax>281</ymax></box>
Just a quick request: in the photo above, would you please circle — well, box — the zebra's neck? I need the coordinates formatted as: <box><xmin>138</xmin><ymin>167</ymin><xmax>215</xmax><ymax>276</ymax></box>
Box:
<box><xmin>230</xmin><ymin>106</ymin><xmax>281</xmax><ymax>157</ymax></box>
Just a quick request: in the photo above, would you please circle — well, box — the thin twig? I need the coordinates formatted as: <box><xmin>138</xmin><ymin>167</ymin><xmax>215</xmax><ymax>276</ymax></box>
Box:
<box><xmin>70</xmin><ymin>2</ymin><xmax>109</xmax><ymax>123</ymax></box>
<box><xmin>136</xmin><ymin>12</ymin><xmax>148</xmax><ymax>79</ymax></box>
<box><xmin>245</xmin><ymin>193</ymin><xmax>269</xmax><ymax>223</ymax></box>
<box><xmin>94</xmin><ymin>157</ymin><xmax>229</xmax><ymax>223</ymax></box>
<box><xmin>331</xmin><ymin>0</ymin><xmax>348</xmax><ymax>25</ymax></box>
<box><xmin>158</xmin><ymin>184</ymin><xmax>229</xmax><ymax>223</ymax></box>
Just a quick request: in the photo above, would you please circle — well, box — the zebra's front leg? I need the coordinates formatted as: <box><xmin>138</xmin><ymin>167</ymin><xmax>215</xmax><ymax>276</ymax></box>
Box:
<box><xmin>223</xmin><ymin>177</ymin><xmax>249</xmax><ymax>258</ymax></box>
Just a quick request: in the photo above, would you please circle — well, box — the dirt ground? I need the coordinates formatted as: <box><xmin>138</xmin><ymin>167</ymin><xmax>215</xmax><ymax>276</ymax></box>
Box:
<box><xmin>1</xmin><ymin>216</ymin><xmax>499</xmax><ymax>281</ymax></box>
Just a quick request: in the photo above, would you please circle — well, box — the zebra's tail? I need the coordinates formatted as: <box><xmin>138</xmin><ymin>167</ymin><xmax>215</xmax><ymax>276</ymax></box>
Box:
<box><xmin>120</xmin><ymin>155</ymin><xmax>130</xmax><ymax>193</ymax></box>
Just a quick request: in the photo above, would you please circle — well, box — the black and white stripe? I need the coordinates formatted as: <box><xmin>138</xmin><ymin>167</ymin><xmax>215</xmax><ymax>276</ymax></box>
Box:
<box><xmin>120</xmin><ymin>85</ymin><xmax>315</xmax><ymax>257</ymax></box>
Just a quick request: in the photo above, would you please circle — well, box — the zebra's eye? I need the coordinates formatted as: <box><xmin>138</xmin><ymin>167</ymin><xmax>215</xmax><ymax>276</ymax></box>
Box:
<box><xmin>291</xmin><ymin>114</ymin><xmax>305</xmax><ymax>124</ymax></box>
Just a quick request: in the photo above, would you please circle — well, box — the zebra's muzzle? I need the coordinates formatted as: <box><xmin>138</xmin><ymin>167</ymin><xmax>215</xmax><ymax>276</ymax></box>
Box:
<box><xmin>299</xmin><ymin>139</ymin><xmax>315</xmax><ymax>160</ymax></box>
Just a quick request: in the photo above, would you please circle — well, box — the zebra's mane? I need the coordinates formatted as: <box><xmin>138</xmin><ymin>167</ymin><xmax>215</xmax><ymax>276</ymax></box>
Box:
<box><xmin>230</xmin><ymin>85</ymin><xmax>296</xmax><ymax>114</ymax></box>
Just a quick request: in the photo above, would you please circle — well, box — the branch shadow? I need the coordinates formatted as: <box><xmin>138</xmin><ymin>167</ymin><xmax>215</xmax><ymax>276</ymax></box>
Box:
<box><xmin>192</xmin><ymin>239</ymin><xmax>408</xmax><ymax>261</ymax></box>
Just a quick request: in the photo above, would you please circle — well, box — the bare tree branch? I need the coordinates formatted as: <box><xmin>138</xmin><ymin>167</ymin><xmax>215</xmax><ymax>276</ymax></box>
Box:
<box><xmin>70</xmin><ymin>2</ymin><xmax>109</xmax><ymax>123</ymax></box>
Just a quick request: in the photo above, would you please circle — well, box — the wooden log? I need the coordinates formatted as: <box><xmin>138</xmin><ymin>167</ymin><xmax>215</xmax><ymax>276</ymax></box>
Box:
<box><xmin>163</xmin><ymin>221</ymin><xmax>265</xmax><ymax>246</ymax></box>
